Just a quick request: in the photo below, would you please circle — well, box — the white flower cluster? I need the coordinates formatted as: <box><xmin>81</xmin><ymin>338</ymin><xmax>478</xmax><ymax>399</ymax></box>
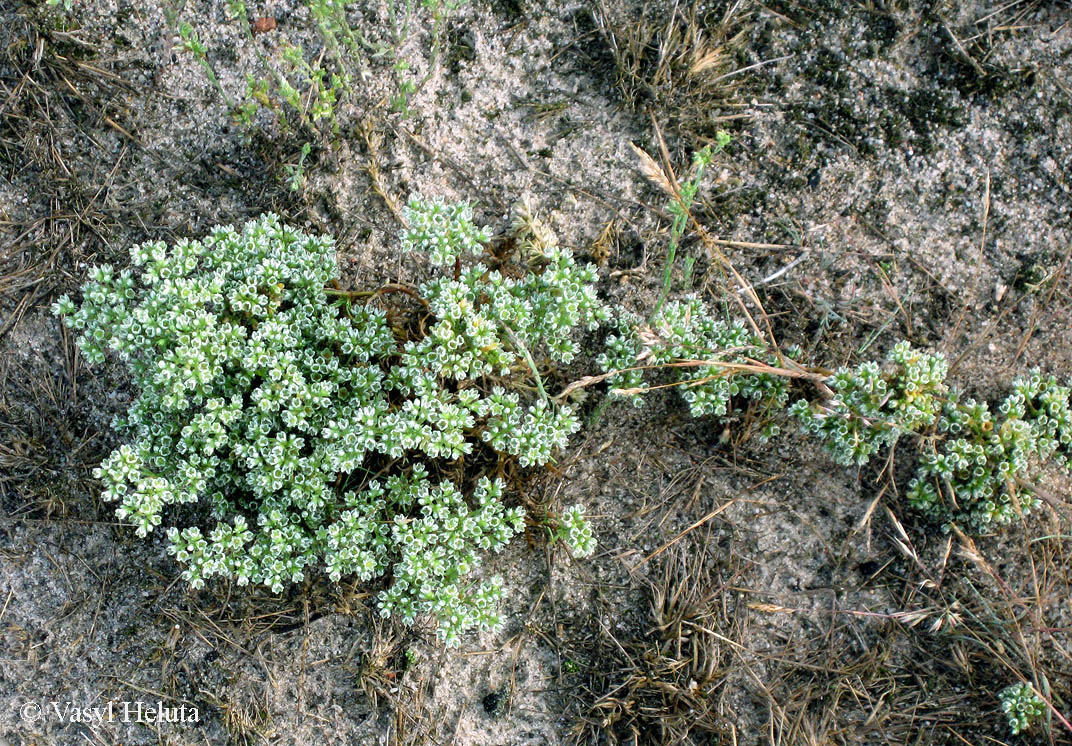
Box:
<box><xmin>399</xmin><ymin>197</ymin><xmax>490</xmax><ymax>266</ymax></box>
<box><xmin>999</xmin><ymin>682</ymin><xmax>1046</xmax><ymax>735</ymax></box>
<box><xmin>56</xmin><ymin>204</ymin><xmax>603</xmax><ymax>644</ymax></box>
<box><xmin>481</xmin><ymin>389</ymin><xmax>580</xmax><ymax>467</ymax></box>
<box><xmin>380</xmin><ymin>475</ymin><xmax>524</xmax><ymax>646</ymax></box>
<box><xmin>557</xmin><ymin>504</ymin><xmax>596</xmax><ymax>557</ymax></box>
<box><xmin>400</xmin><ymin>197</ymin><xmax>608</xmax><ymax>379</ymax></box>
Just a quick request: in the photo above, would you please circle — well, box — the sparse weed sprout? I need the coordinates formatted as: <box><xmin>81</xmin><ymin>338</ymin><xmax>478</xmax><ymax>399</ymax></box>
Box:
<box><xmin>55</xmin><ymin>199</ymin><xmax>603</xmax><ymax>645</ymax></box>
<box><xmin>999</xmin><ymin>682</ymin><xmax>1046</xmax><ymax>735</ymax></box>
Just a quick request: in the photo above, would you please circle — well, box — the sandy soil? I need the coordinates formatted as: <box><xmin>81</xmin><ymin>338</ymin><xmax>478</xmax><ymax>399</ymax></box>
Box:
<box><xmin>1</xmin><ymin>1</ymin><xmax>1070</xmax><ymax>744</ymax></box>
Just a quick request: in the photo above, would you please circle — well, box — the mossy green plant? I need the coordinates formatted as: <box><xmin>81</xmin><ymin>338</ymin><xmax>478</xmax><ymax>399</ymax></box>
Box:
<box><xmin>599</xmin><ymin>295</ymin><xmax>795</xmax><ymax>440</ymax></box>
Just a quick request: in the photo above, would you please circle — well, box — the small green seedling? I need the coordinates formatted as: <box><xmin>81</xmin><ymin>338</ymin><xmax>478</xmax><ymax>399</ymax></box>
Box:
<box><xmin>284</xmin><ymin>142</ymin><xmax>313</xmax><ymax>192</ymax></box>
<box><xmin>1000</xmin><ymin>682</ymin><xmax>1046</xmax><ymax>735</ymax></box>
<box><xmin>177</xmin><ymin>23</ymin><xmax>233</xmax><ymax>109</ymax></box>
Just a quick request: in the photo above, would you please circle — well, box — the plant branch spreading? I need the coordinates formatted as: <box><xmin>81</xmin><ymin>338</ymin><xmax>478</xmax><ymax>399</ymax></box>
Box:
<box><xmin>599</xmin><ymin>296</ymin><xmax>1072</xmax><ymax>529</ymax></box>
<box><xmin>601</xmin><ymin>134</ymin><xmax>1072</xmax><ymax>534</ymax></box>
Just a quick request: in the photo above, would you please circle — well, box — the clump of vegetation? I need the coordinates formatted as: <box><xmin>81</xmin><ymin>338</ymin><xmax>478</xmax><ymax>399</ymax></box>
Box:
<box><xmin>599</xmin><ymin>128</ymin><xmax>1072</xmax><ymax>535</ymax></box>
<box><xmin>167</xmin><ymin>0</ymin><xmax>470</xmax><ymax>194</ymax></box>
<box><xmin>793</xmin><ymin>346</ymin><xmax>1070</xmax><ymax>529</ymax></box>
<box><xmin>176</xmin><ymin>0</ymin><xmax>467</xmax><ymax>137</ymax></box>
<box><xmin>224</xmin><ymin>0</ymin><xmax>351</xmax><ymax>137</ymax></box>
<box><xmin>54</xmin><ymin>198</ymin><xmax>603</xmax><ymax>645</ymax></box>
<box><xmin>589</xmin><ymin>1</ymin><xmax>755</xmax><ymax>150</ymax></box>
<box><xmin>999</xmin><ymin>682</ymin><xmax>1046</xmax><ymax>736</ymax></box>
<box><xmin>905</xmin><ymin>370</ymin><xmax>1072</xmax><ymax>528</ymax></box>
<box><xmin>574</xmin><ymin>541</ymin><xmax>726</xmax><ymax>745</ymax></box>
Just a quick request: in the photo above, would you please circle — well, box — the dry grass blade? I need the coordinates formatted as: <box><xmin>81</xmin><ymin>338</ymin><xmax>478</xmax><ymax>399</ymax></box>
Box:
<box><xmin>630</xmin><ymin>141</ymin><xmax>677</xmax><ymax>199</ymax></box>
<box><xmin>634</xmin><ymin>498</ymin><xmax>737</xmax><ymax>569</ymax></box>
<box><xmin>884</xmin><ymin>506</ymin><xmax>932</xmax><ymax>582</ymax></box>
<box><xmin>590</xmin><ymin>0</ymin><xmax>759</xmax><ymax>150</ymax></box>
<box><xmin>574</xmin><ymin>539</ymin><xmax>734</xmax><ymax>745</ymax></box>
